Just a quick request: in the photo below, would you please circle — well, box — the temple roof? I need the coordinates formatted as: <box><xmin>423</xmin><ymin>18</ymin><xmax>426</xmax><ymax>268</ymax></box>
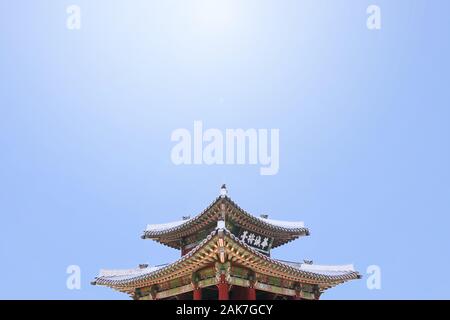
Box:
<box><xmin>277</xmin><ymin>261</ymin><xmax>357</xmax><ymax>277</ymax></box>
<box><xmin>142</xmin><ymin>194</ymin><xmax>310</xmax><ymax>249</ymax></box>
<box><xmin>145</xmin><ymin>216</ymin><xmax>306</xmax><ymax>234</ymax></box>
<box><xmin>93</xmin><ymin>225</ymin><xmax>359</xmax><ymax>294</ymax></box>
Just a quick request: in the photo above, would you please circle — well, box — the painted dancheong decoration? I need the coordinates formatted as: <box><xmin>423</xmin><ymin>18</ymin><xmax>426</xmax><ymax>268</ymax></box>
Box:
<box><xmin>92</xmin><ymin>185</ymin><xmax>360</xmax><ymax>300</ymax></box>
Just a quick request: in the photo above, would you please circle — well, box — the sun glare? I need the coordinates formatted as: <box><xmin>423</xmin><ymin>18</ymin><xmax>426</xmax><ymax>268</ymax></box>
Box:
<box><xmin>191</xmin><ymin>0</ymin><xmax>236</xmax><ymax>32</ymax></box>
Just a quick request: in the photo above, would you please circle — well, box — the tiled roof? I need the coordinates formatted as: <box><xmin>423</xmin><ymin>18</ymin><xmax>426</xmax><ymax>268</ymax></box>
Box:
<box><xmin>276</xmin><ymin>261</ymin><xmax>357</xmax><ymax>277</ymax></box>
<box><xmin>225</xmin><ymin>231</ymin><xmax>360</xmax><ymax>283</ymax></box>
<box><xmin>256</xmin><ymin>217</ymin><xmax>305</xmax><ymax>229</ymax></box>
<box><xmin>93</xmin><ymin>226</ymin><xmax>359</xmax><ymax>291</ymax></box>
<box><xmin>142</xmin><ymin>196</ymin><xmax>310</xmax><ymax>249</ymax></box>
<box><xmin>146</xmin><ymin>220</ymin><xmax>190</xmax><ymax>232</ymax></box>
<box><xmin>92</xmin><ymin>230</ymin><xmax>218</xmax><ymax>289</ymax></box>
<box><xmin>142</xmin><ymin>196</ymin><xmax>222</xmax><ymax>238</ymax></box>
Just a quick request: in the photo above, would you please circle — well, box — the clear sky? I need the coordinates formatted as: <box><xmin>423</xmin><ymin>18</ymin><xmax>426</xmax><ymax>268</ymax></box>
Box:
<box><xmin>1</xmin><ymin>0</ymin><xmax>449</xmax><ymax>299</ymax></box>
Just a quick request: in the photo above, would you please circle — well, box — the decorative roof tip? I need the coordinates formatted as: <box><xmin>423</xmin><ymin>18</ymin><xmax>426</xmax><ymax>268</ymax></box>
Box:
<box><xmin>216</xmin><ymin>220</ymin><xmax>226</xmax><ymax>230</ymax></box>
<box><xmin>220</xmin><ymin>184</ymin><xmax>227</xmax><ymax>197</ymax></box>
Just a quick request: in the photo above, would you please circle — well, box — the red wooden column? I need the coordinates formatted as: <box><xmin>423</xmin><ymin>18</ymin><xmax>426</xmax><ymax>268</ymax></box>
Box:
<box><xmin>246</xmin><ymin>287</ymin><xmax>256</xmax><ymax>300</ymax></box>
<box><xmin>217</xmin><ymin>274</ymin><xmax>229</xmax><ymax>300</ymax></box>
<box><xmin>192</xmin><ymin>271</ymin><xmax>202</xmax><ymax>300</ymax></box>
<box><xmin>247</xmin><ymin>273</ymin><xmax>257</xmax><ymax>300</ymax></box>
<box><xmin>193</xmin><ymin>287</ymin><xmax>202</xmax><ymax>300</ymax></box>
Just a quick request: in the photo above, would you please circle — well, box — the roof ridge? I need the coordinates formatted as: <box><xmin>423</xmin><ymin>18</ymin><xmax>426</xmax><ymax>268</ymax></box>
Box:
<box><xmin>93</xmin><ymin>226</ymin><xmax>359</xmax><ymax>289</ymax></box>
<box><xmin>142</xmin><ymin>195</ymin><xmax>310</xmax><ymax>243</ymax></box>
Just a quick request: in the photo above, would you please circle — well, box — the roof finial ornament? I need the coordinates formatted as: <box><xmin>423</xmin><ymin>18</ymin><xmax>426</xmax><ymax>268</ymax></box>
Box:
<box><xmin>220</xmin><ymin>184</ymin><xmax>228</xmax><ymax>197</ymax></box>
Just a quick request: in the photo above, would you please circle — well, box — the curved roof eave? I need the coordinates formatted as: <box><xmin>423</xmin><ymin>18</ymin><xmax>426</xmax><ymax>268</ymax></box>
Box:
<box><xmin>93</xmin><ymin>227</ymin><xmax>359</xmax><ymax>291</ymax></box>
<box><xmin>141</xmin><ymin>196</ymin><xmax>310</xmax><ymax>242</ymax></box>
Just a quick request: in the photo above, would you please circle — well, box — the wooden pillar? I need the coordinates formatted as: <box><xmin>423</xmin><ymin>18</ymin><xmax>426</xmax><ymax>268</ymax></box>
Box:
<box><xmin>217</xmin><ymin>274</ymin><xmax>229</xmax><ymax>300</ymax></box>
<box><xmin>193</xmin><ymin>287</ymin><xmax>202</xmax><ymax>300</ymax></box>
<box><xmin>247</xmin><ymin>287</ymin><xmax>256</xmax><ymax>300</ymax></box>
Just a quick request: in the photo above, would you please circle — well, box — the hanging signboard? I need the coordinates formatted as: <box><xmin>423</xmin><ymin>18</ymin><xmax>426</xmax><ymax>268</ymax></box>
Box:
<box><xmin>235</xmin><ymin>227</ymin><xmax>274</xmax><ymax>254</ymax></box>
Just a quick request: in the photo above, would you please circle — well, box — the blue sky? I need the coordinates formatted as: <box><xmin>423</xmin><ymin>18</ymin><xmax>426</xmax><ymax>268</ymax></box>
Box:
<box><xmin>1</xmin><ymin>0</ymin><xmax>449</xmax><ymax>299</ymax></box>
